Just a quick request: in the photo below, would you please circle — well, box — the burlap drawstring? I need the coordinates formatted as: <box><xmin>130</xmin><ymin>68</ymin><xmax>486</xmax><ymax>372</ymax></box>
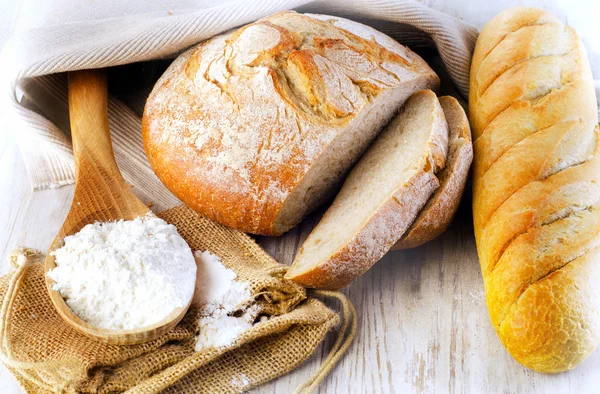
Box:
<box><xmin>0</xmin><ymin>248</ymin><xmax>58</xmax><ymax>392</ymax></box>
<box><xmin>294</xmin><ymin>290</ymin><xmax>358</xmax><ymax>394</ymax></box>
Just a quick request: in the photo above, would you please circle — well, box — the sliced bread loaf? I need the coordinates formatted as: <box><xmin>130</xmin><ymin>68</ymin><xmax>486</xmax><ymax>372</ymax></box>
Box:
<box><xmin>285</xmin><ymin>90</ymin><xmax>449</xmax><ymax>289</ymax></box>
<box><xmin>392</xmin><ymin>96</ymin><xmax>473</xmax><ymax>250</ymax></box>
<box><xmin>143</xmin><ymin>12</ymin><xmax>440</xmax><ymax>236</ymax></box>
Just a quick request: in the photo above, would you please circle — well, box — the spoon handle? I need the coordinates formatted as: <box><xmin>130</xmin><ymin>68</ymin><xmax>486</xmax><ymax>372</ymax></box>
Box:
<box><xmin>68</xmin><ymin>70</ymin><xmax>124</xmax><ymax>185</ymax></box>
<box><xmin>66</xmin><ymin>69</ymin><xmax>148</xmax><ymax>222</ymax></box>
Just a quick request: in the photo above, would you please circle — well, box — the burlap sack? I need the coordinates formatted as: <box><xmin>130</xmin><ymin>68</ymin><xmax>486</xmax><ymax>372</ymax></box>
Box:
<box><xmin>0</xmin><ymin>205</ymin><xmax>349</xmax><ymax>393</ymax></box>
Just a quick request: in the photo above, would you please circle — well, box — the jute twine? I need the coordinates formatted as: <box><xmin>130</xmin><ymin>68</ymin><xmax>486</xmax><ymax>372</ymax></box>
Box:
<box><xmin>0</xmin><ymin>205</ymin><xmax>356</xmax><ymax>393</ymax></box>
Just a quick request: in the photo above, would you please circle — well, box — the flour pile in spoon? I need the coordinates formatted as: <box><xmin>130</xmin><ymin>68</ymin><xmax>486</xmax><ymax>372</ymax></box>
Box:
<box><xmin>47</xmin><ymin>214</ymin><xmax>196</xmax><ymax>330</ymax></box>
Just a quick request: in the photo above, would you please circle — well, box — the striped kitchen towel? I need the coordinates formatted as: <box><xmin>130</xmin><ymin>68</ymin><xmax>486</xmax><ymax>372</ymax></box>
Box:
<box><xmin>0</xmin><ymin>0</ymin><xmax>478</xmax><ymax>206</ymax></box>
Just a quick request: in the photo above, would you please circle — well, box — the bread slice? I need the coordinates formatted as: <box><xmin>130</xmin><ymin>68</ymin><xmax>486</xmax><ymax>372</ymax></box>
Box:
<box><xmin>285</xmin><ymin>90</ymin><xmax>448</xmax><ymax>289</ymax></box>
<box><xmin>392</xmin><ymin>96</ymin><xmax>472</xmax><ymax>250</ymax></box>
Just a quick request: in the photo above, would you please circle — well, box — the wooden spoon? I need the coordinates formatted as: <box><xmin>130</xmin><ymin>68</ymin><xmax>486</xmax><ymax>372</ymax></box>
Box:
<box><xmin>44</xmin><ymin>69</ymin><xmax>191</xmax><ymax>345</ymax></box>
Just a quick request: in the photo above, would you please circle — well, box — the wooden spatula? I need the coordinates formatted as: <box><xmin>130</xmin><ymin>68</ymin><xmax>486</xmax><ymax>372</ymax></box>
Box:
<box><xmin>44</xmin><ymin>69</ymin><xmax>190</xmax><ymax>345</ymax></box>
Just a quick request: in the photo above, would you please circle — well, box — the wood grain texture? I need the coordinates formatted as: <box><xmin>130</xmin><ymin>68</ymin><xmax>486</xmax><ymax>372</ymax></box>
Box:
<box><xmin>1</xmin><ymin>1</ymin><xmax>599</xmax><ymax>393</ymax></box>
<box><xmin>44</xmin><ymin>70</ymin><xmax>190</xmax><ymax>346</ymax></box>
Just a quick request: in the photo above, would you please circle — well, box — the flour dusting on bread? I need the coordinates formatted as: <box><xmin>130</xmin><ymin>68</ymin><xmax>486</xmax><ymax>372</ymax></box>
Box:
<box><xmin>143</xmin><ymin>11</ymin><xmax>439</xmax><ymax>235</ymax></box>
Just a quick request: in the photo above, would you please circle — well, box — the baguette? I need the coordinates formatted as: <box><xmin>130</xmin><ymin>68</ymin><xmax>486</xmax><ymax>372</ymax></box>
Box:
<box><xmin>393</xmin><ymin>96</ymin><xmax>472</xmax><ymax>250</ymax></box>
<box><xmin>470</xmin><ymin>7</ymin><xmax>600</xmax><ymax>373</ymax></box>
<box><xmin>143</xmin><ymin>11</ymin><xmax>439</xmax><ymax>235</ymax></box>
<box><xmin>286</xmin><ymin>90</ymin><xmax>448</xmax><ymax>289</ymax></box>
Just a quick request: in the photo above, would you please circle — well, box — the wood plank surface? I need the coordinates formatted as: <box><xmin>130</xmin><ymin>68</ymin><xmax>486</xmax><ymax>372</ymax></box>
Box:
<box><xmin>1</xmin><ymin>1</ymin><xmax>599</xmax><ymax>393</ymax></box>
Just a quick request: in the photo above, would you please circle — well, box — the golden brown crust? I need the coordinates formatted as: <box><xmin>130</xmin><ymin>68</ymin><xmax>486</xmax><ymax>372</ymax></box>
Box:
<box><xmin>469</xmin><ymin>7</ymin><xmax>559</xmax><ymax>139</ymax></box>
<box><xmin>478</xmin><ymin>157</ymin><xmax>600</xmax><ymax>276</ymax></box>
<box><xmin>498</xmin><ymin>247</ymin><xmax>600</xmax><ymax>373</ymax></box>
<box><xmin>393</xmin><ymin>96</ymin><xmax>472</xmax><ymax>250</ymax></box>
<box><xmin>470</xmin><ymin>7</ymin><xmax>600</xmax><ymax>373</ymax></box>
<box><xmin>473</xmin><ymin>111</ymin><xmax>596</xmax><ymax>235</ymax></box>
<box><xmin>142</xmin><ymin>11</ymin><xmax>439</xmax><ymax>235</ymax></box>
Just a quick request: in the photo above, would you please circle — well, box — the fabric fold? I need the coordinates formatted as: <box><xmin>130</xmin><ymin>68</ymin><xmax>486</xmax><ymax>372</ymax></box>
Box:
<box><xmin>0</xmin><ymin>0</ymin><xmax>479</xmax><ymax>205</ymax></box>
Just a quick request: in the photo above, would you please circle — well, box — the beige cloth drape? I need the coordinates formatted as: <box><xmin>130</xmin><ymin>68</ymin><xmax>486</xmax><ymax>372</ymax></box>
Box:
<box><xmin>0</xmin><ymin>0</ymin><xmax>479</xmax><ymax>207</ymax></box>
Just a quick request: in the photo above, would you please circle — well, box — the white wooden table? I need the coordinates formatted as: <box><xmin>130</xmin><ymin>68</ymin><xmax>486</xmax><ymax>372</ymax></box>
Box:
<box><xmin>1</xmin><ymin>1</ymin><xmax>599</xmax><ymax>393</ymax></box>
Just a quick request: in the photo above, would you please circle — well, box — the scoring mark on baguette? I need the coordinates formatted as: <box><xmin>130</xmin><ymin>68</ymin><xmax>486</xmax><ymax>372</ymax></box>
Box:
<box><xmin>475</xmin><ymin>49</ymin><xmax>581</xmax><ymax>136</ymax></box>
<box><xmin>492</xmin><ymin>204</ymin><xmax>600</xmax><ymax>330</ymax></box>
<box><xmin>474</xmin><ymin>119</ymin><xmax>569</xmax><ymax>177</ymax></box>
<box><xmin>489</xmin><ymin>202</ymin><xmax>596</xmax><ymax>275</ymax></box>
<box><xmin>475</xmin><ymin>22</ymin><xmax>576</xmax><ymax>98</ymax></box>
<box><xmin>497</xmin><ymin>241</ymin><xmax>600</xmax><ymax>330</ymax></box>
<box><xmin>480</xmin><ymin>145</ymin><xmax>597</xmax><ymax>233</ymax></box>
<box><xmin>539</xmin><ymin>154</ymin><xmax>591</xmax><ymax>182</ymax></box>
<box><xmin>477</xmin><ymin>46</ymin><xmax>576</xmax><ymax>99</ymax></box>
<box><xmin>475</xmin><ymin>75</ymin><xmax>581</xmax><ymax>150</ymax></box>
<box><xmin>493</xmin><ymin>119</ymin><xmax>593</xmax><ymax>184</ymax></box>
<box><xmin>477</xmin><ymin>118</ymin><xmax>597</xmax><ymax>215</ymax></box>
<box><xmin>474</xmin><ymin>21</ymin><xmax>550</xmax><ymax>79</ymax></box>
<box><xmin>477</xmin><ymin>121</ymin><xmax>579</xmax><ymax>228</ymax></box>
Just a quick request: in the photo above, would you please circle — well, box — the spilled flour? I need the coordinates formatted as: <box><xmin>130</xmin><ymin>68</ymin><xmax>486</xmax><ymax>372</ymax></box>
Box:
<box><xmin>193</xmin><ymin>251</ymin><xmax>259</xmax><ymax>351</ymax></box>
<box><xmin>231</xmin><ymin>373</ymin><xmax>250</xmax><ymax>390</ymax></box>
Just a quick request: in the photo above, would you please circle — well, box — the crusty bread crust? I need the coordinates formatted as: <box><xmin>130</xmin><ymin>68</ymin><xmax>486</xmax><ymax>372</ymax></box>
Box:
<box><xmin>286</xmin><ymin>90</ymin><xmax>448</xmax><ymax>289</ymax></box>
<box><xmin>469</xmin><ymin>7</ymin><xmax>558</xmax><ymax>140</ymax></box>
<box><xmin>499</xmin><ymin>247</ymin><xmax>600</xmax><ymax>373</ymax></box>
<box><xmin>393</xmin><ymin>96</ymin><xmax>472</xmax><ymax>250</ymax></box>
<box><xmin>470</xmin><ymin>7</ymin><xmax>600</xmax><ymax>373</ymax></box>
<box><xmin>142</xmin><ymin>11</ymin><xmax>439</xmax><ymax>235</ymax></box>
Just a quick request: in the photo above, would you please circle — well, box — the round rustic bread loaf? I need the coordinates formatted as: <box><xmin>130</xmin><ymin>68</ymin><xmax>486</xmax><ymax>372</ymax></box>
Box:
<box><xmin>143</xmin><ymin>11</ymin><xmax>439</xmax><ymax>235</ymax></box>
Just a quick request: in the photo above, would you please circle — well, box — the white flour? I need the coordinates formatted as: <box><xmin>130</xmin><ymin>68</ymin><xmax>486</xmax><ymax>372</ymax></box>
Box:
<box><xmin>231</xmin><ymin>374</ymin><xmax>250</xmax><ymax>390</ymax></box>
<box><xmin>47</xmin><ymin>214</ymin><xmax>196</xmax><ymax>330</ymax></box>
<box><xmin>193</xmin><ymin>251</ymin><xmax>258</xmax><ymax>351</ymax></box>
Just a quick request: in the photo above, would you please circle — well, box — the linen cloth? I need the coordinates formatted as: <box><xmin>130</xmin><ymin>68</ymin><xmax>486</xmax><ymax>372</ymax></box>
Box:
<box><xmin>0</xmin><ymin>0</ymin><xmax>479</xmax><ymax>204</ymax></box>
